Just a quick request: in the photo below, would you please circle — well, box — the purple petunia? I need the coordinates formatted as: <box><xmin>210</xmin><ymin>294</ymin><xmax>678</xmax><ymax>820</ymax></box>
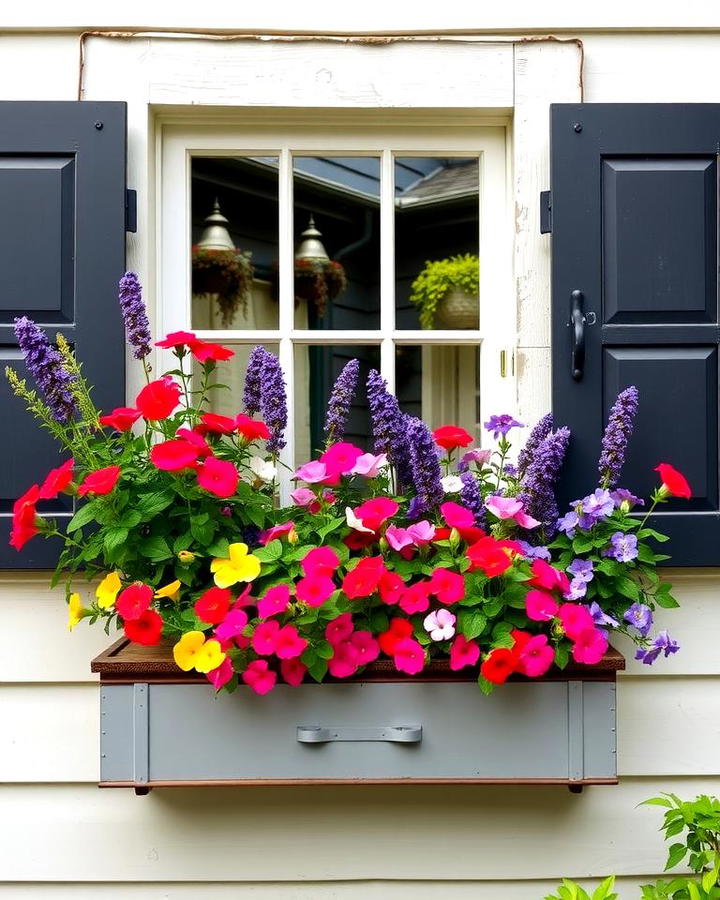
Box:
<box><xmin>367</xmin><ymin>369</ymin><xmax>413</xmax><ymax>491</ymax></box>
<box><xmin>406</xmin><ymin>414</ymin><xmax>444</xmax><ymax>519</ymax></box>
<box><xmin>517</xmin><ymin>541</ymin><xmax>552</xmax><ymax>561</ymax></box>
<box><xmin>243</xmin><ymin>345</ymin><xmax>266</xmax><ymax>415</ymax></box>
<box><xmin>14</xmin><ymin>316</ymin><xmax>77</xmax><ymax>423</ymax></box>
<box><xmin>607</xmin><ymin>531</ymin><xmax>639</xmax><ymax>563</ymax></box>
<box><xmin>598</xmin><ymin>386</ymin><xmax>639</xmax><ymax>488</ymax></box>
<box><xmin>624</xmin><ymin>602</ymin><xmax>653</xmax><ymax>637</ymax></box>
<box><xmin>324</xmin><ymin>359</ymin><xmax>359</xmax><ymax>444</ymax></box>
<box><xmin>484</xmin><ymin>414</ymin><xmax>523</xmax><ymax>441</ymax></box>
<box><xmin>635</xmin><ymin>630</ymin><xmax>680</xmax><ymax>665</ymax></box>
<box><xmin>517</xmin><ymin>412</ymin><xmax>553</xmax><ymax>478</ymax></box>
<box><xmin>610</xmin><ymin>488</ymin><xmax>644</xmax><ymax>510</ymax></box>
<box><xmin>568</xmin><ymin>558</ymin><xmax>595</xmax><ymax>583</ymax></box>
<box><xmin>518</xmin><ymin>427</ymin><xmax>570</xmax><ymax>532</ymax></box>
<box><xmin>576</xmin><ymin>488</ymin><xmax>615</xmax><ymax>529</ymax></box>
<box><xmin>589</xmin><ymin>602</ymin><xmax>619</xmax><ymax>628</ymax></box>
<box><xmin>557</xmin><ymin>509</ymin><xmax>580</xmax><ymax>538</ymax></box>
<box><xmin>118</xmin><ymin>272</ymin><xmax>152</xmax><ymax>360</ymax></box>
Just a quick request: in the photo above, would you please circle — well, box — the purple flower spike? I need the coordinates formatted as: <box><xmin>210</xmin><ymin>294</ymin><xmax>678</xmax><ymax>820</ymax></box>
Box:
<box><xmin>484</xmin><ymin>414</ymin><xmax>523</xmax><ymax>441</ymax></box>
<box><xmin>406</xmin><ymin>414</ymin><xmax>444</xmax><ymax>518</ymax></box>
<box><xmin>14</xmin><ymin>316</ymin><xmax>77</xmax><ymax>422</ymax></box>
<box><xmin>517</xmin><ymin>412</ymin><xmax>553</xmax><ymax>478</ymax></box>
<box><xmin>324</xmin><ymin>359</ymin><xmax>359</xmax><ymax>444</ymax></box>
<box><xmin>598</xmin><ymin>386</ymin><xmax>639</xmax><ymax>488</ymax></box>
<box><xmin>367</xmin><ymin>369</ymin><xmax>413</xmax><ymax>490</ymax></box>
<box><xmin>243</xmin><ymin>345</ymin><xmax>266</xmax><ymax>415</ymax></box>
<box><xmin>460</xmin><ymin>470</ymin><xmax>486</xmax><ymax>529</ymax></box>
<box><xmin>118</xmin><ymin>272</ymin><xmax>151</xmax><ymax>360</ymax></box>
<box><xmin>519</xmin><ymin>427</ymin><xmax>570</xmax><ymax>533</ymax></box>
<box><xmin>259</xmin><ymin>350</ymin><xmax>288</xmax><ymax>454</ymax></box>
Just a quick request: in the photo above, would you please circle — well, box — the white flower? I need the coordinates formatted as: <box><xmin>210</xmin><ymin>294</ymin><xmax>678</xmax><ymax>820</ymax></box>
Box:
<box><xmin>423</xmin><ymin>609</ymin><xmax>456</xmax><ymax>642</ymax></box>
<box><xmin>249</xmin><ymin>456</ymin><xmax>277</xmax><ymax>483</ymax></box>
<box><xmin>441</xmin><ymin>475</ymin><xmax>464</xmax><ymax>494</ymax></box>
<box><xmin>345</xmin><ymin>506</ymin><xmax>373</xmax><ymax>533</ymax></box>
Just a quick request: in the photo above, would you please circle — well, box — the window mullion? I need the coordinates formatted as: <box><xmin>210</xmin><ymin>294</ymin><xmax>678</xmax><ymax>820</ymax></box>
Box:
<box><xmin>277</xmin><ymin>147</ymin><xmax>295</xmax><ymax>503</ymax></box>
<box><xmin>379</xmin><ymin>148</ymin><xmax>396</xmax><ymax>393</ymax></box>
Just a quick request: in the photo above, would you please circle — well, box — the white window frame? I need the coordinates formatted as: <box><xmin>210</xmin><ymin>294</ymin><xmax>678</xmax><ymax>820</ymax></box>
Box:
<box><xmin>160</xmin><ymin>112</ymin><xmax>513</xmax><ymax>496</ymax></box>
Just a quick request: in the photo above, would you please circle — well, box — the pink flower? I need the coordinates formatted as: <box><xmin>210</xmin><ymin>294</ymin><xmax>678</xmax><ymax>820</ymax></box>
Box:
<box><xmin>196</xmin><ymin>457</ymin><xmax>239</xmax><ymax>498</ymax></box>
<box><xmin>301</xmin><ymin>546</ymin><xmax>340</xmax><ymax>578</ymax></box>
<box><xmin>530</xmin><ymin>559</ymin><xmax>570</xmax><ymax>595</ymax></box>
<box><xmin>242</xmin><ymin>660</ymin><xmax>277</xmax><ymax>695</ymax></box>
<box><xmin>423</xmin><ymin>608</ymin><xmax>456</xmax><ymax>641</ymax></box>
<box><xmin>325</xmin><ymin>612</ymin><xmax>354</xmax><ymax>645</ymax></box>
<box><xmin>257</xmin><ymin>584</ymin><xmax>290</xmax><ymax>618</ymax></box>
<box><xmin>342</xmin><ymin>556</ymin><xmax>386</xmax><ymax>599</ymax></box>
<box><xmin>449</xmin><ymin>635</ymin><xmax>481</xmax><ymax>671</ymax></box>
<box><xmin>440</xmin><ymin>501</ymin><xmax>475</xmax><ymax>530</ymax></box>
<box><xmin>407</xmin><ymin>520</ymin><xmax>436</xmax><ymax>544</ymax></box>
<box><xmin>399</xmin><ymin>581</ymin><xmax>431</xmax><ymax>615</ymax></box>
<box><xmin>394</xmin><ymin>638</ymin><xmax>425</xmax><ymax>675</ymax></box>
<box><xmin>571</xmin><ymin>627</ymin><xmax>608</xmax><ymax>665</ymax></box>
<box><xmin>485</xmin><ymin>495</ymin><xmax>541</xmax><ymax>529</ymax></box>
<box><xmin>273</xmin><ymin>624</ymin><xmax>308</xmax><ymax>659</ymax></box>
<box><xmin>351</xmin><ymin>452</ymin><xmax>388</xmax><ymax>477</ymax></box>
<box><xmin>385</xmin><ymin>525</ymin><xmax>413</xmax><ymax>551</ymax></box>
<box><xmin>320</xmin><ymin>442</ymin><xmax>364</xmax><ymax>478</ymax></box>
<box><xmin>259</xmin><ymin>521</ymin><xmax>296</xmax><ymax>545</ymax></box>
<box><xmin>516</xmin><ymin>634</ymin><xmax>555</xmax><ymax>677</ymax></box>
<box><xmin>350</xmin><ymin>630</ymin><xmax>380</xmax><ymax>665</ymax></box>
<box><xmin>429</xmin><ymin>568</ymin><xmax>465</xmax><ymax>605</ymax></box>
<box><xmin>206</xmin><ymin>658</ymin><xmax>234</xmax><ymax>690</ymax></box>
<box><xmin>328</xmin><ymin>640</ymin><xmax>360</xmax><ymax>678</ymax></box>
<box><xmin>345</xmin><ymin>506</ymin><xmax>375</xmax><ymax>533</ymax></box>
<box><xmin>214</xmin><ymin>607</ymin><xmax>249</xmax><ymax>643</ymax></box>
<box><xmin>280</xmin><ymin>658</ymin><xmax>306</xmax><ymax>687</ymax></box>
<box><xmin>251</xmin><ymin>620</ymin><xmax>280</xmax><ymax>655</ymax></box>
<box><xmin>294</xmin><ymin>461</ymin><xmax>328</xmax><ymax>483</ymax></box>
<box><xmin>378</xmin><ymin>572</ymin><xmax>405</xmax><ymax>606</ymax></box>
<box><xmin>353</xmin><ymin>496</ymin><xmax>399</xmax><ymax>531</ymax></box>
<box><xmin>525</xmin><ymin>589</ymin><xmax>560</xmax><ymax>622</ymax></box>
<box><xmin>462</xmin><ymin>447</ymin><xmax>492</xmax><ymax>466</ymax></box>
<box><xmin>296</xmin><ymin>574</ymin><xmax>336</xmax><ymax>608</ymax></box>
<box><xmin>558</xmin><ymin>603</ymin><xmax>595</xmax><ymax>640</ymax></box>
<box><xmin>291</xmin><ymin>487</ymin><xmax>317</xmax><ymax>507</ymax></box>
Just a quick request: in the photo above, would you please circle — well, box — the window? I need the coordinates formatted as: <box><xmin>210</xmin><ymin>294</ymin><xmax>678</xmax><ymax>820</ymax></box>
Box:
<box><xmin>160</xmin><ymin>113</ymin><xmax>513</xmax><ymax>499</ymax></box>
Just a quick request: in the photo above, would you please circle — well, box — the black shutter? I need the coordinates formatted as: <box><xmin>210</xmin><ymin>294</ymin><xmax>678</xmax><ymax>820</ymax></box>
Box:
<box><xmin>0</xmin><ymin>102</ymin><xmax>127</xmax><ymax>568</ymax></box>
<box><xmin>551</xmin><ymin>103</ymin><xmax>720</xmax><ymax>566</ymax></box>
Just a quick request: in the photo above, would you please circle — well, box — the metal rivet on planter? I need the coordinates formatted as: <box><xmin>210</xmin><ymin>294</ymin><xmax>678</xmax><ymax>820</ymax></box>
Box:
<box><xmin>573</xmin><ymin>122</ymin><xmax>583</xmax><ymax>133</ymax></box>
<box><xmin>94</xmin><ymin>121</ymin><xmax>104</xmax><ymax>130</ymax></box>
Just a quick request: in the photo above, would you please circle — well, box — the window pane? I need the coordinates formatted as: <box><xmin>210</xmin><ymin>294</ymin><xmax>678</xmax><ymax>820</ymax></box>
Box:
<box><xmin>293</xmin><ymin>157</ymin><xmax>380</xmax><ymax>330</ymax></box>
<box><xmin>191</xmin><ymin>157</ymin><xmax>279</xmax><ymax>330</ymax></box>
<box><xmin>396</xmin><ymin>345</ymin><xmax>481</xmax><ymax>441</ymax></box>
<box><xmin>294</xmin><ymin>344</ymin><xmax>379</xmax><ymax>464</ymax></box>
<box><xmin>192</xmin><ymin>343</ymin><xmax>280</xmax><ymax>419</ymax></box>
<box><xmin>395</xmin><ymin>157</ymin><xmax>480</xmax><ymax>330</ymax></box>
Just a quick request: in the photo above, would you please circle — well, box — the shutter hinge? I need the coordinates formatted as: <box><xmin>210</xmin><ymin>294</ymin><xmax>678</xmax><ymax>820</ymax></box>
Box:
<box><xmin>125</xmin><ymin>189</ymin><xmax>137</xmax><ymax>233</ymax></box>
<box><xmin>540</xmin><ymin>190</ymin><xmax>552</xmax><ymax>234</ymax></box>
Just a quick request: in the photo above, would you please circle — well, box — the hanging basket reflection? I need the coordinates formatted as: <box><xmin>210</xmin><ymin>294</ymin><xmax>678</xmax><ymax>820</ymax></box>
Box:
<box><xmin>191</xmin><ymin>245</ymin><xmax>254</xmax><ymax>327</ymax></box>
<box><xmin>293</xmin><ymin>258</ymin><xmax>347</xmax><ymax>317</ymax></box>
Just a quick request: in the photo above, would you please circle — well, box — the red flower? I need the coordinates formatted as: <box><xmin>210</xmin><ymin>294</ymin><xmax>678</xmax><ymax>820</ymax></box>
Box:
<box><xmin>378</xmin><ymin>617</ymin><xmax>413</xmax><ymax>655</ymax></box>
<box><xmin>235</xmin><ymin>414</ymin><xmax>271</xmax><ymax>442</ymax></box>
<box><xmin>466</xmin><ymin>536</ymin><xmax>516</xmax><ymax>577</ymax></box>
<box><xmin>136</xmin><ymin>377</ymin><xmax>181</xmax><ymax>421</ymax></box>
<box><xmin>433</xmin><ymin>425</ymin><xmax>474</xmax><ymax>452</ymax></box>
<box><xmin>398</xmin><ymin>580</ymin><xmax>431</xmax><ymax>614</ymax></box>
<box><xmin>191</xmin><ymin>341</ymin><xmax>234</xmax><ymax>363</ymax></box>
<box><xmin>175</xmin><ymin>427</ymin><xmax>212</xmax><ymax>457</ymax></box>
<box><xmin>353</xmin><ymin>497</ymin><xmax>399</xmax><ymax>531</ymax></box>
<box><xmin>342</xmin><ymin>556</ymin><xmax>386</xmax><ymax>599</ymax></box>
<box><xmin>150</xmin><ymin>439</ymin><xmax>201</xmax><ymax>471</ymax></box>
<box><xmin>378</xmin><ymin>572</ymin><xmax>405</xmax><ymax>606</ymax></box>
<box><xmin>77</xmin><ymin>465</ymin><xmax>121</xmax><ymax>497</ymax></box>
<box><xmin>449</xmin><ymin>634</ymin><xmax>481</xmax><ymax>671</ymax></box>
<box><xmin>38</xmin><ymin>458</ymin><xmax>75</xmax><ymax>500</ymax></box>
<box><xmin>155</xmin><ymin>331</ymin><xmax>199</xmax><ymax>349</ymax></box>
<box><xmin>195</xmin><ymin>587</ymin><xmax>233</xmax><ymax>625</ymax></box>
<box><xmin>480</xmin><ymin>648</ymin><xmax>517</xmax><ymax>684</ymax></box>
<box><xmin>116</xmin><ymin>583</ymin><xmax>153</xmax><ymax>621</ymax></box>
<box><xmin>200</xmin><ymin>412</ymin><xmax>237</xmax><ymax>435</ymax></box>
<box><xmin>99</xmin><ymin>407</ymin><xmax>142</xmax><ymax>432</ymax></box>
<box><xmin>529</xmin><ymin>559</ymin><xmax>570</xmax><ymax>595</ymax></box>
<box><xmin>124</xmin><ymin>609</ymin><xmax>163</xmax><ymax>645</ymax></box>
<box><xmin>196</xmin><ymin>457</ymin><xmax>239</xmax><ymax>498</ymax></box>
<box><xmin>343</xmin><ymin>530</ymin><xmax>378</xmax><ymax>550</ymax></box>
<box><xmin>10</xmin><ymin>484</ymin><xmax>40</xmax><ymax>550</ymax></box>
<box><xmin>655</xmin><ymin>463</ymin><xmax>692</xmax><ymax>499</ymax></box>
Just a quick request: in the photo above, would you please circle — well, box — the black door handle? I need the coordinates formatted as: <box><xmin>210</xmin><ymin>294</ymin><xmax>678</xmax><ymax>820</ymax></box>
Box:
<box><xmin>570</xmin><ymin>290</ymin><xmax>585</xmax><ymax>381</ymax></box>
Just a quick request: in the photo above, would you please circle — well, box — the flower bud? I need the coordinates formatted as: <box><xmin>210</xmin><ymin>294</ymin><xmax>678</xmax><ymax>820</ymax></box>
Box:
<box><xmin>449</xmin><ymin>527</ymin><xmax>461</xmax><ymax>550</ymax></box>
<box><xmin>178</xmin><ymin>550</ymin><xmax>195</xmax><ymax>564</ymax></box>
<box><xmin>288</xmin><ymin>527</ymin><xmax>299</xmax><ymax>544</ymax></box>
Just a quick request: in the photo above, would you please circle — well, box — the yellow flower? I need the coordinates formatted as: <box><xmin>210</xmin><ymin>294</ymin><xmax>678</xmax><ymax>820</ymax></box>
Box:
<box><xmin>210</xmin><ymin>542</ymin><xmax>261</xmax><ymax>588</ymax></box>
<box><xmin>67</xmin><ymin>592</ymin><xmax>87</xmax><ymax>631</ymax></box>
<box><xmin>155</xmin><ymin>580</ymin><xmax>182</xmax><ymax>601</ymax></box>
<box><xmin>173</xmin><ymin>631</ymin><xmax>226</xmax><ymax>674</ymax></box>
<box><xmin>96</xmin><ymin>571</ymin><xmax>122</xmax><ymax>610</ymax></box>
<box><xmin>178</xmin><ymin>550</ymin><xmax>195</xmax><ymax>564</ymax></box>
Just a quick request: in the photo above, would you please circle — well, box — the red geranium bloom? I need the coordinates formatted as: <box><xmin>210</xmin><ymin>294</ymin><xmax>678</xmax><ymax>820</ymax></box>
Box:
<box><xmin>235</xmin><ymin>414</ymin><xmax>271</xmax><ymax>442</ymax></box>
<box><xmin>466</xmin><ymin>536</ymin><xmax>514</xmax><ymax>577</ymax></box>
<box><xmin>155</xmin><ymin>331</ymin><xmax>198</xmax><ymax>349</ymax></box>
<box><xmin>196</xmin><ymin>457</ymin><xmax>239</xmax><ymax>498</ymax></box>
<box><xmin>77</xmin><ymin>465</ymin><xmax>121</xmax><ymax>497</ymax></box>
<box><xmin>136</xmin><ymin>377</ymin><xmax>181</xmax><ymax>421</ymax></box>
<box><xmin>195</xmin><ymin>586</ymin><xmax>233</xmax><ymax>625</ymax></box>
<box><xmin>378</xmin><ymin>617</ymin><xmax>413</xmax><ymax>655</ymax></box>
<box><xmin>124</xmin><ymin>609</ymin><xmax>163</xmax><ymax>645</ymax></box>
<box><xmin>342</xmin><ymin>556</ymin><xmax>387</xmax><ymax>599</ymax></box>
<box><xmin>10</xmin><ymin>484</ymin><xmax>40</xmax><ymax>550</ymax></box>
<box><xmin>191</xmin><ymin>341</ymin><xmax>234</xmax><ymax>362</ymax></box>
<box><xmin>200</xmin><ymin>412</ymin><xmax>237</xmax><ymax>435</ymax></box>
<box><xmin>480</xmin><ymin>648</ymin><xmax>517</xmax><ymax>684</ymax></box>
<box><xmin>38</xmin><ymin>458</ymin><xmax>75</xmax><ymax>500</ymax></box>
<box><xmin>150</xmin><ymin>439</ymin><xmax>201</xmax><ymax>472</ymax></box>
<box><xmin>99</xmin><ymin>407</ymin><xmax>142</xmax><ymax>432</ymax></box>
<box><xmin>433</xmin><ymin>425</ymin><xmax>474</xmax><ymax>452</ymax></box>
<box><xmin>116</xmin><ymin>583</ymin><xmax>153</xmax><ymax>621</ymax></box>
<box><xmin>655</xmin><ymin>463</ymin><xmax>692</xmax><ymax>499</ymax></box>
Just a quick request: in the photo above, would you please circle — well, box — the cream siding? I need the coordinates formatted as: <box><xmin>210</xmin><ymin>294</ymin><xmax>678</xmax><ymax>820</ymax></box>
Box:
<box><xmin>2</xmin><ymin>23</ymin><xmax>720</xmax><ymax>898</ymax></box>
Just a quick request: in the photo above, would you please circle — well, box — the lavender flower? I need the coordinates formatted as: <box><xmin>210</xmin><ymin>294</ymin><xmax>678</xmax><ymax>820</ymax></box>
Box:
<box><xmin>567</xmin><ymin>579</ymin><xmax>587</xmax><ymax>601</ymax></box>
<box><xmin>460</xmin><ymin>470</ymin><xmax>486</xmax><ymax>529</ymax></box>
<box><xmin>406</xmin><ymin>414</ymin><xmax>444</xmax><ymax>518</ymax></box>
<box><xmin>243</xmin><ymin>345</ymin><xmax>266</xmax><ymax>415</ymax></box>
<box><xmin>324</xmin><ymin>359</ymin><xmax>359</xmax><ymax>444</ymax></box>
<box><xmin>259</xmin><ymin>350</ymin><xmax>288</xmax><ymax>454</ymax></box>
<box><xmin>624</xmin><ymin>602</ymin><xmax>653</xmax><ymax>637</ymax></box>
<box><xmin>635</xmin><ymin>630</ymin><xmax>680</xmax><ymax>665</ymax></box>
<box><xmin>598</xmin><ymin>386</ymin><xmax>639</xmax><ymax>488</ymax></box>
<box><xmin>484</xmin><ymin>413</ymin><xmax>523</xmax><ymax>441</ymax></box>
<box><xmin>517</xmin><ymin>413</ymin><xmax>553</xmax><ymax>478</ymax></box>
<box><xmin>117</xmin><ymin>272</ymin><xmax>151</xmax><ymax>360</ymax></box>
<box><xmin>14</xmin><ymin>317</ymin><xmax>77</xmax><ymax>422</ymax></box>
<box><xmin>589</xmin><ymin>602</ymin><xmax>619</xmax><ymax>628</ymax></box>
<box><xmin>557</xmin><ymin>509</ymin><xmax>579</xmax><ymax>538</ymax></box>
<box><xmin>519</xmin><ymin>427</ymin><xmax>570</xmax><ymax>532</ymax></box>
<box><xmin>517</xmin><ymin>541</ymin><xmax>551</xmax><ymax>561</ymax></box>
<box><xmin>577</xmin><ymin>488</ymin><xmax>615</xmax><ymax>529</ymax></box>
<box><xmin>568</xmin><ymin>559</ymin><xmax>594</xmax><ymax>583</ymax></box>
<box><xmin>607</xmin><ymin>531</ymin><xmax>639</xmax><ymax>563</ymax></box>
<box><xmin>610</xmin><ymin>488</ymin><xmax>644</xmax><ymax>510</ymax></box>
<box><xmin>367</xmin><ymin>369</ymin><xmax>413</xmax><ymax>490</ymax></box>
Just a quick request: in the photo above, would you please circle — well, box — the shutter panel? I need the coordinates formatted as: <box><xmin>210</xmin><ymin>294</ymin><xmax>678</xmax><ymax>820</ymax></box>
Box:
<box><xmin>0</xmin><ymin>102</ymin><xmax>127</xmax><ymax>568</ymax></box>
<box><xmin>551</xmin><ymin>103</ymin><xmax>720</xmax><ymax>566</ymax></box>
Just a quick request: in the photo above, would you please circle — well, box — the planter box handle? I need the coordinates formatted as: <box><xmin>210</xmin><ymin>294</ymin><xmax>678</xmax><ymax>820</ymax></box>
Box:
<box><xmin>296</xmin><ymin>725</ymin><xmax>422</xmax><ymax>744</ymax></box>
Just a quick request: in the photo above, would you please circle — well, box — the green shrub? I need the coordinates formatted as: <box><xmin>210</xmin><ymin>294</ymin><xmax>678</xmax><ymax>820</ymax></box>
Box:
<box><xmin>408</xmin><ymin>253</ymin><xmax>479</xmax><ymax>329</ymax></box>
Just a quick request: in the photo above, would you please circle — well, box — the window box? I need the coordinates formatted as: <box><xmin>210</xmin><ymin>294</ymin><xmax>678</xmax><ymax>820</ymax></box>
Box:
<box><xmin>92</xmin><ymin>639</ymin><xmax>623</xmax><ymax>792</ymax></box>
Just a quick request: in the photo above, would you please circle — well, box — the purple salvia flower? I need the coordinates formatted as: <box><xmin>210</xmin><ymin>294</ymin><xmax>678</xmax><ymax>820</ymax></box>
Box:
<box><xmin>324</xmin><ymin>359</ymin><xmax>359</xmax><ymax>444</ymax></box>
<box><xmin>117</xmin><ymin>272</ymin><xmax>151</xmax><ymax>360</ymax></box>
<box><xmin>519</xmin><ymin>427</ymin><xmax>570</xmax><ymax>533</ymax></box>
<box><xmin>243</xmin><ymin>345</ymin><xmax>266</xmax><ymax>415</ymax></box>
<box><xmin>367</xmin><ymin>369</ymin><xmax>413</xmax><ymax>490</ymax></box>
<box><xmin>598</xmin><ymin>386</ymin><xmax>639</xmax><ymax>488</ymax></box>
<box><xmin>259</xmin><ymin>350</ymin><xmax>287</xmax><ymax>454</ymax></box>
<box><xmin>484</xmin><ymin>413</ymin><xmax>523</xmax><ymax>441</ymax></box>
<box><xmin>406</xmin><ymin>414</ymin><xmax>444</xmax><ymax>518</ymax></box>
<box><xmin>607</xmin><ymin>531</ymin><xmax>639</xmax><ymax>563</ymax></box>
<box><xmin>624</xmin><ymin>602</ymin><xmax>653</xmax><ymax>637</ymax></box>
<box><xmin>517</xmin><ymin>412</ymin><xmax>553</xmax><ymax>478</ymax></box>
<box><xmin>14</xmin><ymin>316</ymin><xmax>77</xmax><ymax>423</ymax></box>
<box><xmin>460</xmin><ymin>470</ymin><xmax>486</xmax><ymax>529</ymax></box>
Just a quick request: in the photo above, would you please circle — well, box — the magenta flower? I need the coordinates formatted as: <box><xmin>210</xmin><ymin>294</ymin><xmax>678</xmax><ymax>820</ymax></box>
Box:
<box><xmin>295</xmin><ymin>574</ymin><xmax>336</xmax><ymax>608</ymax></box>
<box><xmin>294</xmin><ymin>461</ymin><xmax>328</xmax><ymax>484</ymax></box>
<box><xmin>328</xmin><ymin>640</ymin><xmax>360</xmax><ymax>678</ymax></box>
<box><xmin>273</xmin><ymin>624</ymin><xmax>308</xmax><ymax>659</ymax></box>
<box><xmin>399</xmin><ymin>581</ymin><xmax>431</xmax><ymax>615</ymax></box>
<box><xmin>485</xmin><ymin>495</ymin><xmax>541</xmax><ymax>529</ymax></box>
<box><xmin>351</xmin><ymin>452</ymin><xmax>388</xmax><ymax>478</ymax></box>
<box><xmin>449</xmin><ymin>635</ymin><xmax>481</xmax><ymax>671</ymax></box>
<box><xmin>251</xmin><ymin>620</ymin><xmax>280</xmax><ymax>656</ymax></box>
<box><xmin>385</xmin><ymin>525</ymin><xmax>413</xmax><ymax>552</ymax></box>
<box><xmin>423</xmin><ymin>608</ymin><xmax>456</xmax><ymax>641</ymax></box>
<box><xmin>280</xmin><ymin>658</ymin><xmax>306</xmax><ymax>686</ymax></box>
<box><xmin>206</xmin><ymin>658</ymin><xmax>234</xmax><ymax>691</ymax></box>
<box><xmin>407</xmin><ymin>520</ymin><xmax>436</xmax><ymax>544</ymax></box>
<box><xmin>558</xmin><ymin>603</ymin><xmax>595</xmax><ymax>641</ymax></box>
<box><xmin>525</xmin><ymin>589</ymin><xmax>559</xmax><ymax>622</ymax></box>
<box><xmin>393</xmin><ymin>638</ymin><xmax>425</xmax><ymax>675</ymax></box>
<box><xmin>350</xmin><ymin>630</ymin><xmax>380</xmax><ymax>665</ymax></box>
<box><xmin>429</xmin><ymin>568</ymin><xmax>465</xmax><ymax>605</ymax></box>
<box><xmin>301</xmin><ymin>546</ymin><xmax>340</xmax><ymax>578</ymax></box>
<box><xmin>325</xmin><ymin>612</ymin><xmax>354</xmax><ymax>646</ymax></box>
<box><xmin>353</xmin><ymin>496</ymin><xmax>399</xmax><ymax>531</ymax></box>
<box><xmin>259</xmin><ymin>520</ymin><xmax>296</xmax><ymax>545</ymax></box>
<box><xmin>257</xmin><ymin>584</ymin><xmax>290</xmax><ymax>619</ymax></box>
<box><xmin>516</xmin><ymin>634</ymin><xmax>555</xmax><ymax>678</ymax></box>
<box><xmin>440</xmin><ymin>501</ymin><xmax>475</xmax><ymax>530</ymax></box>
<box><xmin>320</xmin><ymin>441</ymin><xmax>364</xmax><ymax>478</ymax></box>
<box><xmin>571</xmin><ymin>627</ymin><xmax>608</xmax><ymax>665</ymax></box>
<box><xmin>214</xmin><ymin>608</ymin><xmax>249</xmax><ymax>643</ymax></box>
<box><xmin>461</xmin><ymin>447</ymin><xmax>492</xmax><ymax>467</ymax></box>
<box><xmin>242</xmin><ymin>659</ymin><xmax>277</xmax><ymax>695</ymax></box>
<box><xmin>291</xmin><ymin>487</ymin><xmax>317</xmax><ymax>507</ymax></box>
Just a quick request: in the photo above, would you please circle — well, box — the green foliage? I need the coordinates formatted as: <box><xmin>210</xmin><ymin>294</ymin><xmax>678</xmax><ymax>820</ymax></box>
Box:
<box><xmin>408</xmin><ymin>253</ymin><xmax>479</xmax><ymax>329</ymax></box>
<box><xmin>544</xmin><ymin>875</ymin><xmax>617</xmax><ymax>900</ymax></box>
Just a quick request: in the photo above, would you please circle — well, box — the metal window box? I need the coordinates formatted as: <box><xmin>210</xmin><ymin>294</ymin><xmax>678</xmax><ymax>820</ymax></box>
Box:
<box><xmin>92</xmin><ymin>639</ymin><xmax>624</xmax><ymax>792</ymax></box>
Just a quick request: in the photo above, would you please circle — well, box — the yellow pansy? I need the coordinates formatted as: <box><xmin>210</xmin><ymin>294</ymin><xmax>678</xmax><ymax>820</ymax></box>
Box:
<box><xmin>155</xmin><ymin>580</ymin><xmax>182</xmax><ymax>601</ymax></box>
<box><xmin>96</xmin><ymin>571</ymin><xmax>122</xmax><ymax>610</ymax></box>
<box><xmin>67</xmin><ymin>592</ymin><xmax>87</xmax><ymax>631</ymax></box>
<box><xmin>173</xmin><ymin>631</ymin><xmax>226</xmax><ymax>674</ymax></box>
<box><xmin>177</xmin><ymin>550</ymin><xmax>195</xmax><ymax>564</ymax></box>
<box><xmin>210</xmin><ymin>542</ymin><xmax>261</xmax><ymax>588</ymax></box>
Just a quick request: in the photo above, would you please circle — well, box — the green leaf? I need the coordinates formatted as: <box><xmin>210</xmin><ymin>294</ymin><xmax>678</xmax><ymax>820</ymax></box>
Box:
<box><xmin>638</xmin><ymin>528</ymin><xmax>670</xmax><ymax>543</ymax></box>
<box><xmin>315</xmin><ymin>641</ymin><xmax>334</xmax><ymax>660</ymax></box>
<box><xmin>615</xmin><ymin>575</ymin><xmax>640</xmax><ymax>602</ymax></box>
<box><xmin>172</xmin><ymin>531</ymin><xmax>193</xmax><ymax>554</ymax></box>
<box><xmin>477</xmin><ymin>674</ymin><xmax>495</xmax><ymax>695</ymax></box>
<box><xmin>641</xmin><ymin>796</ymin><xmax>675</xmax><ymax>808</ymax></box>
<box><xmin>592</xmin><ymin>875</ymin><xmax>617</xmax><ymax>900</ymax></box>
<box><xmin>206</xmin><ymin>537</ymin><xmax>230</xmax><ymax>558</ymax></box>
<box><xmin>136</xmin><ymin>490</ymin><xmax>174</xmax><ymax>519</ymax></box>
<box><xmin>307</xmin><ymin>656</ymin><xmax>328</xmax><ymax>682</ymax></box>
<box><xmin>666</xmin><ymin>843</ymin><xmax>688</xmax><ymax>871</ymax></box>
<box><xmin>315</xmin><ymin>516</ymin><xmax>346</xmax><ymax>541</ymax></box>
<box><xmin>457</xmin><ymin>609</ymin><xmax>487</xmax><ymax>641</ymax></box>
<box><xmin>66</xmin><ymin>501</ymin><xmax>98</xmax><ymax>533</ymax></box>
<box><xmin>255</xmin><ymin>539</ymin><xmax>283</xmax><ymax>562</ymax></box>
<box><xmin>245</xmin><ymin>504</ymin><xmax>267</xmax><ymax>529</ymax></box>
<box><xmin>655</xmin><ymin>592</ymin><xmax>680</xmax><ymax>609</ymax></box>
<box><xmin>139</xmin><ymin>535</ymin><xmax>172</xmax><ymax>561</ymax></box>
<box><xmin>103</xmin><ymin>526</ymin><xmax>128</xmax><ymax>553</ymax></box>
